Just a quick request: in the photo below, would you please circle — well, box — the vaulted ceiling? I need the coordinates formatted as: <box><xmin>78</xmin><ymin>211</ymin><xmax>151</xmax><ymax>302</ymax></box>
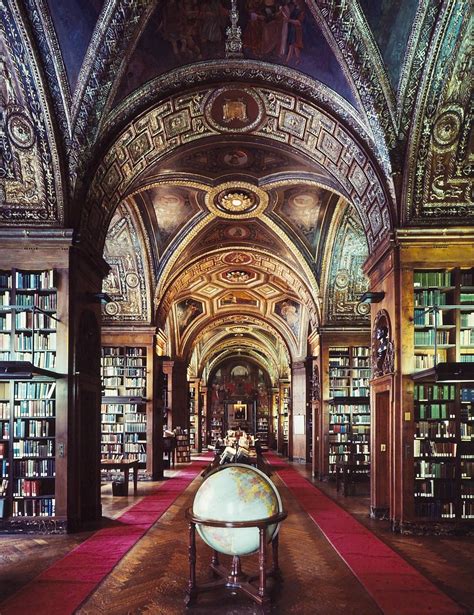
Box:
<box><xmin>1</xmin><ymin>0</ymin><xmax>471</xmax><ymax>382</ymax></box>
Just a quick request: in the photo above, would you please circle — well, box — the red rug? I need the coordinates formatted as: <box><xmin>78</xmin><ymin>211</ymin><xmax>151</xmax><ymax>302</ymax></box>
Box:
<box><xmin>0</xmin><ymin>455</ymin><xmax>211</xmax><ymax>615</ymax></box>
<box><xmin>267</xmin><ymin>453</ymin><xmax>465</xmax><ymax>615</ymax></box>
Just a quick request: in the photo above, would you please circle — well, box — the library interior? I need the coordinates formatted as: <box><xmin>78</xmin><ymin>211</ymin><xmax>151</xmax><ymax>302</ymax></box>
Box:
<box><xmin>0</xmin><ymin>1</ymin><xmax>473</xmax><ymax>613</ymax></box>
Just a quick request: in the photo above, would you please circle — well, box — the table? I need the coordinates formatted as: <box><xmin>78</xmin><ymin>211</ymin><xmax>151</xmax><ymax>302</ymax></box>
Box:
<box><xmin>101</xmin><ymin>459</ymin><xmax>139</xmax><ymax>495</ymax></box>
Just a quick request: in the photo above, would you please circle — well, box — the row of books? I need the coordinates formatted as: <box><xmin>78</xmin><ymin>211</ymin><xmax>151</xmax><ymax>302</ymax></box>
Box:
<box><xmin>13</xmin><ymin>440</ymin><xmax>54</xmax><ymax>458</ymax></box>
<box><xmin>13</xmin><ymin>419</ymin><xmax>54</xmax><ymax>438</ymax></box>
<box><xmin>102</xmin><ymin>347</ymin><xmax>145</xmax><ymax>357</ymax></box>
<box><xmin>15</xmin><ymin>382</ymin><xmax>56</xmax><ymax>400</ymax></box>
<box><xmin>415</xmin><ymin>421</ymin><xmax>456</xmax><ymax>439</ymax></box>
<box><xmin>414</xmin><ymin>330</ymin><xmax>451</xmax><ymax>345</ymax></box>
<box><xmin>15</xmin><ymin>271</ymin><xmax>54</xmax><ymax>290</ymax></box>
<box><xmin>414</xmin><ymin>440</ymin><xmax>457</xmax><ymax>457</ymax></box>
<box><xmin>14</xmin><ymin>292</ymin><xmax>57</xmax><ymax>310</ymax></box>
<box><xmin>414</xmin><ymin>480</ymin><xmax>456</xmax><ymax>499</ymax></box>
<box><xmin>14</xmin><ymin>459</ymin><xmax>55</xmax><ymax>477</ymax></box>
<box><xmin>12</xmin><ymin>498</ymin><xmax>55</xmax><ymax>517</ymax></box>
<box><xmin>414</xmin><ymin>290</ymin><xmax>449</xmax><ymax>306</ymax></box>
<box><xmin>14</xmin><ymin>400</ymin><xmax>55</xmax><ymax>417</ymax></box>
<box><xmin>415</xmin><ymin>460</ymin><xmax>456</xmax><ymax>478</ymax></box>
<box><xmin>415</xmin><ymin>403</ymin><xmax>454</xmax><ymax>420</ymax></box>
<box><xmin>414</xmin><ymin>271</ymin><xmax>452</xmax><ymax>287</ymax></box>
<box><xmin>414</xmin><ymin>384</ymin><xmax>456</xmax><ymax>401</ymax></box>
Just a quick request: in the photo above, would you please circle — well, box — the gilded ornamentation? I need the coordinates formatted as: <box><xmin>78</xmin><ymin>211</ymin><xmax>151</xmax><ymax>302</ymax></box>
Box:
<box><xmin>0</xmin><ymin>8</ymin><xmax>63</xmax><ymax>223</ymax></box>
<box><xmin>84</xmin><ymin>84</ymin><xmax>393</xmax><ymax>252</ymax></box>
<box><xmin>404</xmin><ymin>4</ymin><xmax>473</xmax><ymax>222</ymax></box>
<box><xmin>101</xmin><ymin>204</ymin><xmax>150</xmax><ymax>322</ymax></box>
<box><xmin>323</xmin><ymin>203</ymin><xmax>370</xmax><ymax>323</ymax></box>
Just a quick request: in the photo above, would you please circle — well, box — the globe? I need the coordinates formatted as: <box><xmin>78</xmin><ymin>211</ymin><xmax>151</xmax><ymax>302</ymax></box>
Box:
<box><xmin>192</xmin><ymin>463</ymin><xmax>283</xmax><ymax>556</ymax></box>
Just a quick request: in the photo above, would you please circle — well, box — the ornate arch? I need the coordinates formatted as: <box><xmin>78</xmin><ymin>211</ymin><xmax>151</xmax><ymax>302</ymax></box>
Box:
<box><xmin>0</xmin><ymin>1</ymin><xmax>64</xmax><ymax>224</ymax></box>
<box><xmin>403</xmin><ymin>1</ymin><xmax>472</xmax><ymax>223</ymax></box>
<box><xmin>82</xmin><ymin>82</ymin><xmax>395</xmax><ymax>252</ymax></box>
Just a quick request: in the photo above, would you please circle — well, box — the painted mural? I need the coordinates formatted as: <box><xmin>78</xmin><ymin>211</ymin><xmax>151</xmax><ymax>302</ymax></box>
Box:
<box><xmin>171</xmin><ymin>144</ymin><xmax>294</xmax><ymax>176</ymax></box>
<box><xmin>113</xmin><ymin>0</ymin><xmax>356</xmax><ymax>105</ymax></box>
<box><xmin>176</xmin><ymin>298</ymin><xmax>203</xmax><ymax>335</ymax></box>
<box><xmin>219</xmin><ymin>291</ymin><xmax>259</xmax><ymax>307</ymax></box>
<box><xmin>274</xmin><ymin>298</ymin><xmax>301</xmax><ymax>337</ymax></box>
<box><xmin>275</xmin><ymin>186</ymin><xmax>328</xmax><ymax>257</ymax></box>
<box><xmin>102</xmin><ymin>204</ymin><xmax>149</xmax><ymax>322</ymax></box>
<box><xmin>326</xmin><ymin>206</ymin><xmax>369</xmax><ymax>323</ymax></box>
<box><xmin>358</xmin><ymin>0</ymin><xmax>419</xmax><ymax>89</ymax></box>
<box><xmin>143</xmin><ymin>185</ymin><xmax>201</xmax><ymax>256</ymax></box>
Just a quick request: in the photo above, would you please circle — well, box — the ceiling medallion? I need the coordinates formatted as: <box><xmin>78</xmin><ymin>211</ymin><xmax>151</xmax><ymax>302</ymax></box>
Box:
<box><xmin>206</xmin><ymin>181</ymin><xmax>268</xmax><ymax>219</ymax></box>
<box><xmin>225</xmin><ymin>270</ymin><xmax>250</xmax><ymax>283</ymax></box>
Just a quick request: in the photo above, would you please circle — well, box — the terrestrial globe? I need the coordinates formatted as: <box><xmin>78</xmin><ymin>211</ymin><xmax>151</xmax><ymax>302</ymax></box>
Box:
<box><xmin>192</xmin><ymin>463</ymin><xmax>283</xmax><ymax>556</ymax></box>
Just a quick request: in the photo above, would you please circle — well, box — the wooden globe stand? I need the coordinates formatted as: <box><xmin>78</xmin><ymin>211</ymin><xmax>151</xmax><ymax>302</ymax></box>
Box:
<box><xmin>185</xmin><ymin>508</ymin><xmax>287</xmax><ymax>612</ymax></box>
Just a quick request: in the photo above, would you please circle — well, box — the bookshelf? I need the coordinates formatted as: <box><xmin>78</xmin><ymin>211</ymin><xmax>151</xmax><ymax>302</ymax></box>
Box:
<box><xmin>188</xmin><ymin>380</ymin><xmax>201</xmax><ymax>452</ymax></box>
<box><xmin>412</xmin><ymin>267</ymin><xmax>474</xmax><ymax>524</ymax></box>
<box><xmin>101</xmin><ymin>345</ymin><xmax>148</xmax><ymax>468</ymax></box>
<box><xmin>0</xmin><ymin>268</ymin><xmax>61</xmax><ymax>527</ymax></box>
<box><xmin>175</xmin><ymin>427</ymin><xmax>191</xmax><ymax>463</ymax></box>
<box><xmin>327</xmin><ymin>346</ymin><xmax>371</xmax><ymax>478</ymax></box>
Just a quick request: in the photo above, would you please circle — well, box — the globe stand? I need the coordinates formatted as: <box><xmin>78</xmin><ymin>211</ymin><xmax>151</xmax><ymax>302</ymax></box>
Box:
<box><xmin>185</xmin><ymin>508</ymin><xmax>287</xmax><ymax>612</ymax></box>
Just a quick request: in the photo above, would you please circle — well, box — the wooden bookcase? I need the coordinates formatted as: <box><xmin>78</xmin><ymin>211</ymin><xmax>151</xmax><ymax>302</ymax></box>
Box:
<box><xmin>412</xmin><ymin>267</ymin><xmax>474</xmax><ymax>525</ymax></box>
<box><xmin>327</xmin><ymin>346</ymin><xmax>371</xmax><ymax>477</ymax></box>
<box><xmin>175</xmin><ymin>427</ymin><xmax>191</xmax><ymax>463</ymax></box>
<box><xmin>0</xmin><ymin>267</ymin><xmax>67</xmax><ymax>530</ymax></box>
<box><xmin>188</xmin><ymin>379</ymin><xmax>201</xmax><ymax>452</ymax></box>
<box><xmin>101</xmin><ymin>327</ymin><xmax>157</xmax><ymax>476</ymax></box>
<box><xmin>101</xmin><ymin>346</ymin><xmax>148</xmax><ymax>467</ymax></box>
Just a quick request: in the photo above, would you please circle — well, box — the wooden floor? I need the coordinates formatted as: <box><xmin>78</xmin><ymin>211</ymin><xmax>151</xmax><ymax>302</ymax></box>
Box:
<box><xmin>1</xmin><ymin>458</ymin><xmax>473</xmax><ymax>614</ymax></box>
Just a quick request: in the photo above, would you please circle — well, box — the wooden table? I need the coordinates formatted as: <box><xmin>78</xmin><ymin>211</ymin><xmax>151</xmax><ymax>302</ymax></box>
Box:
<box><xmin>101</xmin><ymin>459</ymin><xmax>139</xmax><ymax>495</ymax></box>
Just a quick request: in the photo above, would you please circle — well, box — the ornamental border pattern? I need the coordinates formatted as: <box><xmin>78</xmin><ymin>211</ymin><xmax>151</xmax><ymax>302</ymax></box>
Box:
<box><xmin>0</xmin><ymin>1</ymin><xmax>63</xmax><ymax>224</ymax></box>
<box><xmin>83</xmin><ymin>84</ymin><xmax>394</xmax><ymax>252</ymax></box>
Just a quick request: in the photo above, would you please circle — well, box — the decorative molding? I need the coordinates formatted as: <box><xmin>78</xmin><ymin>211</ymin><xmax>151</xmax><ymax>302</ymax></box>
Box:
<box><xmin>311</xmin><ymin>0</ymin><xmax>397</xmax><ymax>157</ymax></box>
<box><xmin>321</xmin><ymin>201</ymin><xmax>370</xmax><ymax>324</ymax></box>
<box><xmin>83</xmin><ymin>84</ymin><xmax>394</xmax><ymax>253</ymax></box>
<box><xmin>403</xmin><ymin>2</ymin><xmax>473</xmax><ymax>223</ymax></box>
<box><xmin>0</xmin><ymin>2</ymin><xmax>63</xmax><ymax>224</ymax></box>
<box><xmin>69</xmin><ymin>0</ymin><xmax>154</xmax><ymax>187</ymax></box>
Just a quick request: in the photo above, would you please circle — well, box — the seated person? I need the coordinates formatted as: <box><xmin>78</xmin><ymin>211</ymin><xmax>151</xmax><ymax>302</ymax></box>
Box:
<box><xmin>219</xmin><ymin>430</ymin><xmax>238</xmax><ymax>464</ymax></box>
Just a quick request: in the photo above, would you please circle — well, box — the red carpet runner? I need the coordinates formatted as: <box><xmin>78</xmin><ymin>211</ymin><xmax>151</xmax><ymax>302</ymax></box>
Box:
<box><xmin>0</xmin><ymin>455</ymin><xmax>211</xmax><ymax>615</ymax></box>
<box><xmin>267</xmin><ymin>452</ymin><xmax>464</xmax><ymax>615</ymax></box>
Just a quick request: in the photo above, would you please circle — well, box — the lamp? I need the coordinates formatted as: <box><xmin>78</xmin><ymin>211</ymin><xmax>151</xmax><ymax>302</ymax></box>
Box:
<box><xmin>359</xmin><ymin>291</ymin><xmax>385</xmax><ymax>304</ymax></box>
<box><xmin>88</xmin><ymin>292</ymin><xmax>113</xmax><ymax>304</ymax></box>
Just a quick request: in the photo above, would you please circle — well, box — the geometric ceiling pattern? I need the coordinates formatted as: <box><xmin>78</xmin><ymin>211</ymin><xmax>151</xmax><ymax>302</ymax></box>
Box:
<box><xmin>1</xmin><ymin>2</ymin><xmax>472</xmax><ymax>383</ymax></box>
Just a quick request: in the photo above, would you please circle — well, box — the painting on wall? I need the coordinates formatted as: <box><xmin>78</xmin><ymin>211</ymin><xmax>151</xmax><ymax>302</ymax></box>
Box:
<box><xmin>176</xmin><ymin>298</ymin><xmax>203</xmax><ymax>335</ymax></box>
<box><xmin>113</xmin><ymin>0</ymin><xmax>356</xmax><ymax>106</ymax></box>
<box><xmin>102</xmin><ymin>205</ymin><xmax>149</xmax><ymax>322</ymax></box>
<box><xmin>275</xmin><ymin>187</ymin><xmax>328</xmax><ymax>256</ymax></box>
<box><xmin>274</xmin><ymin>298</ymin><xmax>301</xmax><ymax>337</ymax></box>
<box><xmin>144</xmin><ymin>185</ymin><xmax>200</xmax><ymax>255</ymax></box>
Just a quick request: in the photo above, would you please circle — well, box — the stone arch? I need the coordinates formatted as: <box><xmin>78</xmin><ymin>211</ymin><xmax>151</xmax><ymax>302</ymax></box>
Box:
<box><xmin>82</xmin><ymin>80</ymin><xmax>396</xmax><ymax>252</ymax></box>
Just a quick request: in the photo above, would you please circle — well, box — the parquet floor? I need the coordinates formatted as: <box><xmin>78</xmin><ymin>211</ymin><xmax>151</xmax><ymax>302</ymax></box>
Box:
<box><xmin>1</xmin><ymin>459</ymin><xmax>473</xmax><ymax>614</ymax></box>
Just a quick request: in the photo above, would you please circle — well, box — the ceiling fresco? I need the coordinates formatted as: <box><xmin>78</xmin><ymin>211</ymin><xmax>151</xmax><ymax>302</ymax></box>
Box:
<box><xmin>101</xmin><ymin>202</ymin><xmax>151</xmax><ymax>322</ymax></box>
<box><xmin>358</xmin><ymin>0</ymin><xmax>419</xmax><ymax>91</ymax></box>
<box><xmin>112</xmin><ymin>0</ymin><xmax>357</xmax><ymax>107</ymax></box>
<box><xmin>46</xmin><ymin>0</ymin><xmax>104</xmax><ymax>90</ymax></box>
<box><xmin>135</xmin><ymin>184</ymin><xmax>203</xmax><ymax>257</ymax></box>
<box><xmin>322</xmin><ymin>203</ymin><xmax>370</xmax><ymax>324</ymax></box>
<box><xmin>269</xmin><ymin>185</ymin><xmax>336</xmax><ymax>259</ymax></box>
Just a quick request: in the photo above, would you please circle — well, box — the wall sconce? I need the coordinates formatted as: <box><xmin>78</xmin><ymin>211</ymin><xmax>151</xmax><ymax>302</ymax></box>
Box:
<box><xmin>87</xmin><ymin>292</ymin><xmax>113</xmax><ymax>304</ymax></box>
<box><xmin>359</xmin><ymin>291</ymin><xmax>385</xmax><ymax>304</ymax></box>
